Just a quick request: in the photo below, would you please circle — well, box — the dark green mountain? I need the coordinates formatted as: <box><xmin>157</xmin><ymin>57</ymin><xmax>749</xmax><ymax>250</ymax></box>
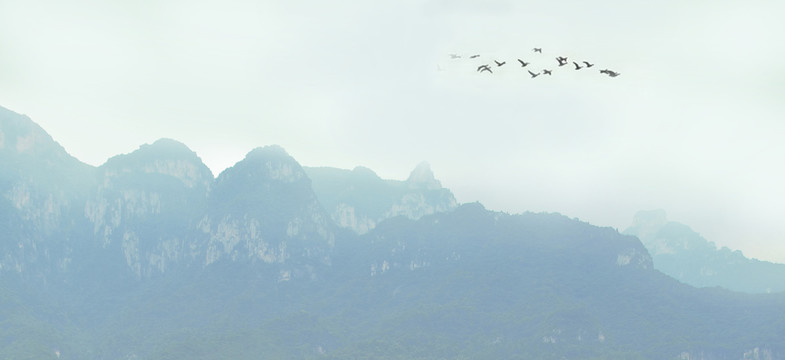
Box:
<box><xmin>1</xmin><ymin>105</ymin><xmax>784</xmax><ymax>360</ymax></box>
<box><xmin>625</xmin><ymin>209</ymin><xmax>785</xmax><ymax>294</ymax></box>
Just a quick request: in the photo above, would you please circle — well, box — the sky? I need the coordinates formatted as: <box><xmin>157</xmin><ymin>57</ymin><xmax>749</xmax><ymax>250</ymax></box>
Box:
<box><xmin>2</xmin><ymin>0</ymin><xmax>785</xmax><ymax>263</ymax></box>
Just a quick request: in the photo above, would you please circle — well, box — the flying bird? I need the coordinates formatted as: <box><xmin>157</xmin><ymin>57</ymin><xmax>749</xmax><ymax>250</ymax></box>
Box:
<box><xmin>470</xmin><ymin>54</ymin><xmax>480</xmax><ymax>58</ymax></box>
<box><xmin>542</xmin><ymin>69</ymin><xmax>552</xmax><ymax>75</ymax></box>
<box><xmin>494</xmin><ymin>60</ymin><xmax>506</xmax><ymax>67</ymax></box>
<box><xmin>582</xmin><ymin>61</ymin><xmax>594</xmax><ymax>68</ymax></box>
<box><xmin>527</xmin><ymin>70</ymin><xmax>541</xmax><ymax>78</ymax></box>
<box><xmin>478</xmin><ymin>64</ymin><xmax>493</xmax><ymax>73</ymax></box>
<box><xmin>600</xmin><ymin>69</ymin><xmax>620</xmax><ymax>77</ymax></box>
<box><xmin>573</xmin><ymin>61</ymin><xmax>583</xmax><ymax>70</ymax></box>
<box><xmin>556</xmin><ymin>57</ymin><xmax>568</xmax><ymax>66</ymax></box>
<box><xmin>517</xmin><ymin>59</ymin><xmax>530</xmax><ymax>67</ymax></box>
<box><xmin>533</xmin><ymin>48</ymin><xmax>542</xmax><ymax>53</ymax></box>
<box><xmin>449</xmin><ymin>54</ymin><xmax>461</xmax><ymax>59</ymax></box>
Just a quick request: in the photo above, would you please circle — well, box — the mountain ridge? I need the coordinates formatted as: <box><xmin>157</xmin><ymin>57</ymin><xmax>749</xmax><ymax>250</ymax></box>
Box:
<box><xmin>2</xmin><ymin>105</ymin><xmax>784</xmax><ymax>359</ymax></box>
<box><xmin>625</xmin><ymin>209</ymin><xmax>785</xmax><ymax>294</ymax></box>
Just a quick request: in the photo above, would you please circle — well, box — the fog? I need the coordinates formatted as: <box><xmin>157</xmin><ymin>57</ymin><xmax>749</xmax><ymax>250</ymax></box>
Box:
<box><xmin>1</xmin><ymin>0</ymin><xmax>784</xmax><ymax>262</ymax></box>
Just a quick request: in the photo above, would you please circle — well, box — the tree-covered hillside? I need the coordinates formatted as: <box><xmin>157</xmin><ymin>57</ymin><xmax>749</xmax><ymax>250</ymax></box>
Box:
<box><xmin>2</xmin><ymin>105</ymin><xmax>784</xmax><ymax>360</ymax></box>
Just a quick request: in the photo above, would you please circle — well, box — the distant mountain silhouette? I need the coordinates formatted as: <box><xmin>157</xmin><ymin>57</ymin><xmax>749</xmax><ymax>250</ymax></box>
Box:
<box><xmin>625</xmin><ymin>209</ymin><xmax>785</xmax><ymax>293</ymax></box>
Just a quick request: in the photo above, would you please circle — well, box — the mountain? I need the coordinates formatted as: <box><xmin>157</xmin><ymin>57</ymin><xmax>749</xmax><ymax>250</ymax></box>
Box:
<box><xmin>8</xmin><ymin>204</ymin><xmax>782</xmax><ymax>360</ymax></box>
<box><xmin>625</xmin><ymin>209</ymin><xmax>785</xmax><ymax>294</ymax></box>
<box><xmin>327</xmin><ymin>204</ymin><xmax>783</xmax><ymax>360</ymax></box>
<box><xmin>201</xmin><ymin>145</ymin><xmax>339</xmax><ymax>280</ymax></box>
<box><xmin>305</xmin><ymin>162</ymin><xmax>458</xmax><ymax>234</ymax></box>
<box><xmin>84</xmin><ymin>138</ymin><xmax>213</xmax><ymax>279</ymax></box>
<box><xmin>0</xmin><ymin>106</ymin><xmax>95</xmax><ymax>282</ymax></box>
<box><xmin>2</xmin><ymin>105</ymin><xmax>784</xmax><ymax>359</ymax></box>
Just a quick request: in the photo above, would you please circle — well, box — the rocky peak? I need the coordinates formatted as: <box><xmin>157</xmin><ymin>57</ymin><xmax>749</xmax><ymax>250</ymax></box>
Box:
<box><xmin>306</xmin><ymin>162</ymin><xmax>458</xmax><ymax>235</ymax></box>
<box><xmin>1</xmin><ymin>106</ymin><xmax>59</xmax><ymax>156</ymax></box>
<box><xmin>100</xmin><ymin>138</ymin><xmax>213</xmax><ymax>189</ymax></box>
<box><xmin>209</xmin><ymin>145</ymin><xmax>316</xmax><ymax>217</ymax></box>
<box><xmin>627</xmin><ymin>209</ymin><xmax>668</xmax><ymax>246</ymax></box>
<box><xmin>203</xmin><ymin>145</ymin><xmax>335</xmax><ymax>274</ymax></box>
<box><xmin>406</xmin><ymin>161</ymin><xmax>442</xmax><ymax>190</ymax></box>
<box><xmin>0</xmin><ymin>106</ymin><xmax>92</xmax><ymax>180</ymax></box>
<box><xmin>225</xmin><ymin>145</ymin><xmax>307</xmax><ymax>184</ymax></box>
<box><xmin>0</xmin><ymin>106</ymin><xmax>94</xmax><ymax>224</ymax></box>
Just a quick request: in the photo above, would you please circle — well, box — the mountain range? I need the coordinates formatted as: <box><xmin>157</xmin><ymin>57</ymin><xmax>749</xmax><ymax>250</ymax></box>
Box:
<box><xmin>625</xmin><ymin>209</ymin><xmax>785</xmax><ymax>294</ymax></box>
<box><xmin>1</xmin><ymin>105</ymin><xmax>784</xmax><ymax>360</ymax></box>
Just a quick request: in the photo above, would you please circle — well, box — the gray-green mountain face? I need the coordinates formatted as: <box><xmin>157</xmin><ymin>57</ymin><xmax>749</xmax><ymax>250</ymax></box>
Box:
<box><xmin>625</xmin><ymin>209</ymin><xmax>785</xmax><ymax>294</ymax></box>
<box><xmin>305</xmin><ymin>163</ymin><xmax>458</xmax><ymax>234</ymax></box>
<box><xmin>2</xmin><ymin>105</ymin><xmax>784</xmax><ymax>360</ymax></box>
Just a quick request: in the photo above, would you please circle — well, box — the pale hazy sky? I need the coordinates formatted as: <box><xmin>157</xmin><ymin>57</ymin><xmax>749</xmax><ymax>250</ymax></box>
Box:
<box><xmin>2</xmin><ymin>0</ymin><xmax>785</xmax><ymax>262</ymax></box>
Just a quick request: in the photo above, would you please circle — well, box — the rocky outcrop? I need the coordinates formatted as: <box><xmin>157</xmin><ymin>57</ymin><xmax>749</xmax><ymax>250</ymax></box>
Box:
<box><xmin>200</xmin><ymin>146</ymin><xmax>336</xmax><ymax>280</ymax></box>
<box><xmin>0</xmin><ymin>106</ymin><xmax>95</xmax><ymax>278</ymax></box>
<box><xmin>306</xmin><ymin>162</ymin><xmax>458</xmax><ymax>234</ymax></box>
<box><xmin>84</xmin><ymin>139</ymin><xmax>212</xmax><ymax>278</ymax></box>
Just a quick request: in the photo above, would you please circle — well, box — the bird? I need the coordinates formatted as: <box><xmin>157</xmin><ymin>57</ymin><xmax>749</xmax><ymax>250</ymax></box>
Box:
<box><xmin>542</xmin><ymin>69</ymin><xmax>552</xmax><ymax>75</ymax></box>
<box><xmin>603</xmin><ymin>70</ymin><xmax>620</xmax><ymax>77</ymax></box>
<box><xmin>582</xmin><ymin>61</ymin><xmax>594</xmax><ymax>68</ymax></box>
<box><xmin>527</xmin><ymin>70</ymin><xmax>541</xmax><ymax>78</ymax></box>
<box><xmin>469</xmin><ymin>54</ymin><xmax>480</xmax><ymax>58</ymax></box>
<box><xmin>449</xmin><ymin>54</ymin><xmax>461</xmax><ymax>59</ymax></box>
<box><xmin>556</xmin><ymin>57</ymin><xmax>568</xmax><ymax>66</ymax></box>
<box><xmin>572</xmin><ymin>61</ymin><xmax>583</xmax><ymax>70</ymax></box>
<box><xmin>533</xmin><ymin>48</ymin><xmax>542</xmax><ymax>53</ymax></box>
<box><xmin>494</xmin><ymin>60</ymin><xmax>506</xmax><ymax>67</ymax></box>
<box><xmin>478</xmin><ymin>64</ymin><xmax>493</xmax><ymax>73</ymax></box>
<box><xmin>517</xmin><ymin>59</ymin><xmax>530</xmax><ymax>67</ymax></box>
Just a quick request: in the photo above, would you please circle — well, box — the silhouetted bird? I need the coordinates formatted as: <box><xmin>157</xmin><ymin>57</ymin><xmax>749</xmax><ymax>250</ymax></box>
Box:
<box><xmin>478</xmin><ymin>64</ymin><xmax>493</xmax><ymax>73</ymax></box>
<box><xmin>556</xmin><ymin>57</ymin><xmax>568</xmax><ymax>66</ymax></box>
<box><xmin>533</xmin><ymin>48</ymin><xmax>542</xmax><ymax>53</ymax></box>
<box><xmin>494</xmin><ymin>60</ymin><xmax>506</xmax><ymax>67</ymax></box>
<box><xmin>449</xmin><ymin>54</ymin><xmax>461</xmax><ymax>59</ymax></box>
<box><xmin>582</xmin><ymin>61</ymin><xmax>594</xmax><ymax>68</ymax></box>
<box><xmin>600</xmin><ymin>69</ymin><xmax>620</xmax><ymax>77</ymax></box>
<box><xmin>470</xmin><ymin>54</ymin><xmax>480</xmax><ymax>58</ymax></box>
<box><xmin>517</xmin><ymin>59</ymin><xmax>530</xmax><ymax>67</ymax></box>
<box><xmin>527</xmin><ymin>70</ymin><xmax>541</xmax><ymax>78</ymax></box>
<box><xmin>573</xmin><ymin>61</ymin><xmax>583</xmax><ymax>70</ymax></box>
<box><xmin>542</xmin><ymin>69</ymin><xmax>552</xmax><ymax>75</ymax></box>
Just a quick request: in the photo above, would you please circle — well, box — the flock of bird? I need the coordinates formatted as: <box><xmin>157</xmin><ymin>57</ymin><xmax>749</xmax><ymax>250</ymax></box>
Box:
<box><xmin>448</xmin><ymin>47</ymin><xmax>621</xmax><ymax>78</ymax></box>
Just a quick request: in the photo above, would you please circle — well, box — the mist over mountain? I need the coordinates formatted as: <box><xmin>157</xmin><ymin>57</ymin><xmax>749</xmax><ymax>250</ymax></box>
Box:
<box><xmin>305</xmin><ymin>162</ymin><xmax>458</xmax><ymax>234</ymax></box>
<box><xmin>0</xmin><ymin>107</ymin><xmax>95</xmax><ymax>283</ymax></box>
<box><xmin>85</xmin><ymin>138</ymin><xmax>213</xmax><ymax>278</ymax></box>
<box><xmin>625</xmin><ymin>209</ymin><xmax>785</xmax><ymax>294</ymax></box>
<box><xmin>2</xmin><ymin>105</ymin><xmax>784</xmax><ymax>360</ymax></box>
